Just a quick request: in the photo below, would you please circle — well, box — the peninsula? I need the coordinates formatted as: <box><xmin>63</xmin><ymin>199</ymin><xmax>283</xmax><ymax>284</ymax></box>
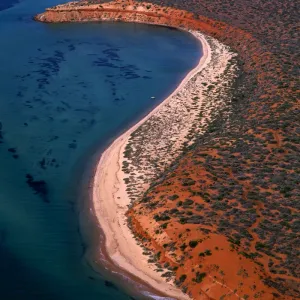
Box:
<box><xmin>35</xmin><ymin>1</ymin><xmax>299</xmax><ymax>299</ymax></box>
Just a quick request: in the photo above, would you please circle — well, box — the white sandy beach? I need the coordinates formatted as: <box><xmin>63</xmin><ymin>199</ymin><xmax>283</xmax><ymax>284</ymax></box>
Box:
<box><xmin>92</xmin><ymin>28</ymin><xmax>238</xmax><ymax>298</ymax></box>
<box><xmin>92</xmin><ymin>31</ymin><xmax>209</xmax><ymax>299</ymax></box>
<box><xmin>92</xmin><ymin>28</ymin><xmax>239</xmax><ymax>298</ymax></box>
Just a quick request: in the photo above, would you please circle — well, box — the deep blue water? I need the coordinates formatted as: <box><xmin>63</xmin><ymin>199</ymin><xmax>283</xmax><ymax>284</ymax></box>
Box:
<box><xmin>0</xmin><ymin>0</ymin><xmax>20</xmax><ymax>11</ymax></box>
<box><xmin>0</xmin><ymin>1</ymin><xmax>202</xmax><ymax>299</ymax></box>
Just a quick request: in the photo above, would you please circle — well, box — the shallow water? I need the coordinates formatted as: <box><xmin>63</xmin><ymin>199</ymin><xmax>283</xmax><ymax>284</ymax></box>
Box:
<box><xmin>0</xmin><ymin>1</ymin><xmax>202</xmax><ymax>299</ymax></box>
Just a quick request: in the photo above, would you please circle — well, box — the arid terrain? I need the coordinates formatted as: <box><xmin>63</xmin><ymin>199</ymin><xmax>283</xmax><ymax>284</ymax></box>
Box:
<box><xmin>122</xmin><ymin>33</ymin><xmax>239</xmax><ymax>204</ymax></box>
<box><xmin>35</xmin><ymin>0</ymin><xmax>299</xmax><ymax>299</ymax></box>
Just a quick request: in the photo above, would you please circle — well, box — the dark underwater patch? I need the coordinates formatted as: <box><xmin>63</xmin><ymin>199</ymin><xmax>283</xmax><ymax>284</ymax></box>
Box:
<box><xmin>17</xmin><ymin>91</ymin><xmax>24</xmax><ymax>98</ymax></box>
<box><xmin>32</xmin><ymin>50</ymin><xmax>66</xmax><ymax>89</ymax></box>
<box><xmin>102</xmin><ymin>48</ymin><xmax>121</xmax><ymax>61</ymax></box>
<box><xmin>93</xmin><ymin>58</ymin><xmax>118</xmax><ymax>68</ymax></box>
<box><xmin>8</xmin><ymin>148</ymin><xmax>19</xmax><ymax>159</ymax></box>
<box><xmin>104</xmin><ymin>280</ymin><xmax>118</xmax><ymax>290</ymax></box>
<box><xmin>25</xmin><ymin>174</ymin><xmax>49</xmax><ymax>203</ymax></box>
<box><xmin>0</xmin><ymin>121</ymin><xmax>3</xmax><ymax>143</ymax></box>
<box><xmin>61</xmin><ymin>101</ymin><xmax>71</xmax><ymax>109</ymax></box>
<box><xmin>48</xmin><ymin>136</ymin><xmax>58</xmax><ymax>142</ymax></box>
<box><xmin>39</xmin><ymin>158</ymin><xmax>46</xmax><ymax>170</ymax></box>
<box><xmin>68</xmin><ymin>141</ymin><xmax>77</xmax><ymax>149</ymax></box>
<box><xmin>68</xmin><ymin>44</ymin><xmax>76</xmax><ymax>51</ymax></box>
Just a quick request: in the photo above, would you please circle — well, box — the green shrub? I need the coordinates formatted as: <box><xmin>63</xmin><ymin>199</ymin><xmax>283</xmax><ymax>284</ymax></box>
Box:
<box><xmin>189</xmin><ymin>240</ymin><xmax>199</xmax><ymax>248</ymax></box>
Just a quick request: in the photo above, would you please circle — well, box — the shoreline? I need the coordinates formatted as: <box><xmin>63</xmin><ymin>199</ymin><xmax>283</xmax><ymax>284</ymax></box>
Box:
<box><xmin>92</xmin><ymin>30</ymin><xmax>209</xmax><ymax>300</ymax></box>
<box><xmin>32</xmin><ymin>1</ymin><xmax>300</xmax><ymax>299</ymax></box>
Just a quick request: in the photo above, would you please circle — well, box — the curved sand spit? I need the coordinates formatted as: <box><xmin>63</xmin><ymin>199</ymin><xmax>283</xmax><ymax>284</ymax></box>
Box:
<box><xmin>92</xmin><ymin>31</ymin><xmax>235</xmax><ymax>299</ymax></box>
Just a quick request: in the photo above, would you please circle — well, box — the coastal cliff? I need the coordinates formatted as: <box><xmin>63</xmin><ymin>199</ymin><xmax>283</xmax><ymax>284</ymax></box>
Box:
<box><xmin>35</xmin><ymin>1</ymin><xmax>299</xmax><ymax>299</ymax></box>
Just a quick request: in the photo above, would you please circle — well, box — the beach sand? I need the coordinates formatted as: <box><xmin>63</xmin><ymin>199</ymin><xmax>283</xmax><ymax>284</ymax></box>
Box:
<box><xmin>92</xmin><ymin>31</ymin><xmax>227</xmax><ymax>299</ymax></box>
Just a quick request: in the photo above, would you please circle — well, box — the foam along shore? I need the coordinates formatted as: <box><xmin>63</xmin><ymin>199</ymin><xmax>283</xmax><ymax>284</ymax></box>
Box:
<box><xmin>93</xmin><ymin>29</ymin><xmax>238</xmax><ymax>300</ymax></box>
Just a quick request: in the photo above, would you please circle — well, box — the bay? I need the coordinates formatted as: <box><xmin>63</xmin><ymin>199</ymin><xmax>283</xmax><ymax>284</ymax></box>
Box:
<box><xmin>0</xmin><ymin>1</ymin><xmax>202</xmax><ymax>299</ymax></box>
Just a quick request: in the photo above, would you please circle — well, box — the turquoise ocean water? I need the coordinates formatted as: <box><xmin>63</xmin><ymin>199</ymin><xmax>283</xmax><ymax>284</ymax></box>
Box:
<box><xmin>0</xmin><ymin>1</ymin><xmax>202</xmax><ymax>299</ymax></box>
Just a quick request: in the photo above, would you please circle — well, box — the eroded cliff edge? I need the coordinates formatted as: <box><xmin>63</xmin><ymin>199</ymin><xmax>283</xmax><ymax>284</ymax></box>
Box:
<box><xmin>35</xmin><ymin>1</ymin><xmax>299</xmax><ymax>299</ymax></box>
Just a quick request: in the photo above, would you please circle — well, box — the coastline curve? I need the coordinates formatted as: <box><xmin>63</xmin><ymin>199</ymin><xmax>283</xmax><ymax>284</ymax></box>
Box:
<box><xmin>92</xmin><ymin>29</ymin><xmax>237</xmax><ymax>299</ymax></box>
<box><xmin>32</xmin><ymin>1</ymin><xmax>300</xmax><ymax>299</ymax></box>
<box><xmin>92</xmin><ymin>31</ymin><xmax>208</xmax><ymax>300</ymax></box>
